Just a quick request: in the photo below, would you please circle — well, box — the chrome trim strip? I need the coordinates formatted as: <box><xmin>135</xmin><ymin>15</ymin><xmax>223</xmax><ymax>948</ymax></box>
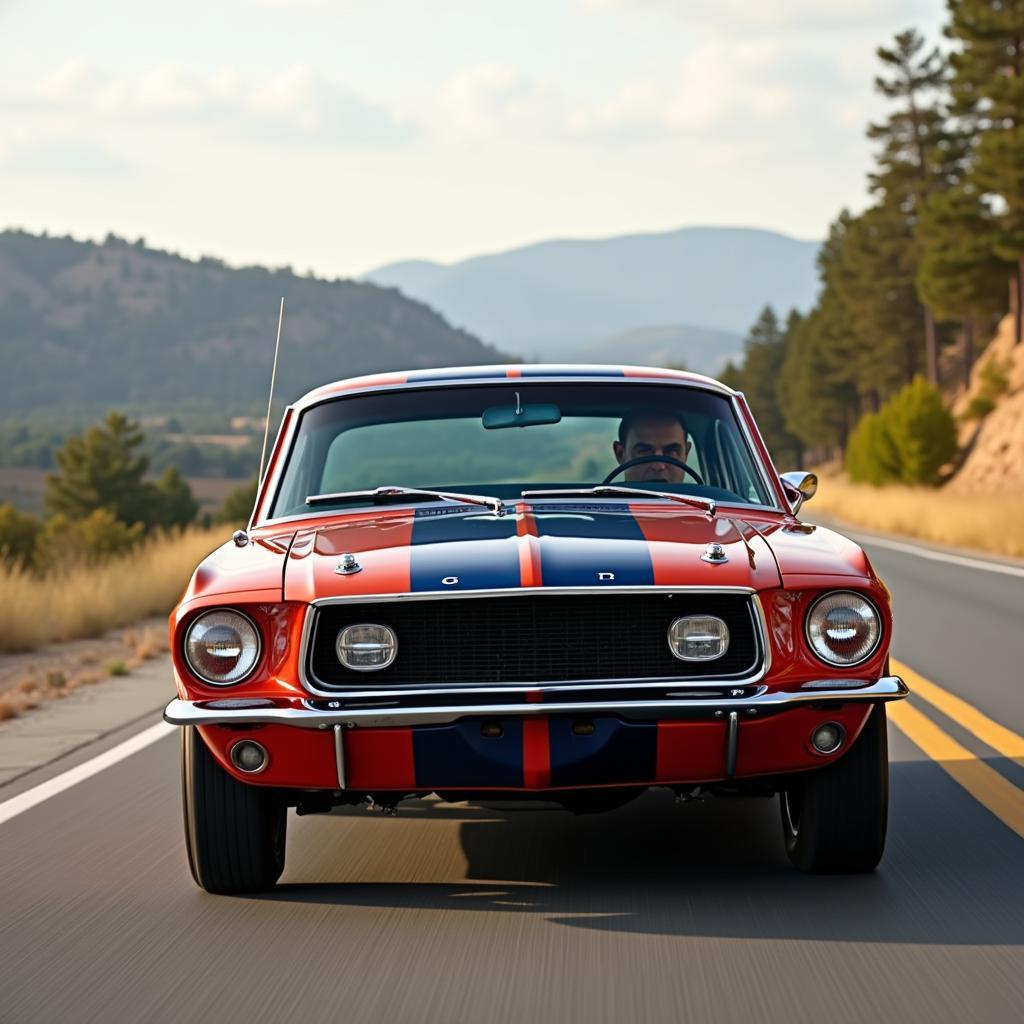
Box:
<box><xmin>752</xmin><ymin>593</ymin><xmax>772</xmax><ymax>678</ymax></box>
<box><xmin>312</xmin><ymin>584</ymin><xmax>756</xmax><ymax>606</ymax></box>
<box><xmin>164</xmin><ymin>676</ymin><xmax>909</xmax><ymax>729</ymax></box>
<box><xmin>297</xmin><ymin>587</ymin><xmax>769</xmax><ymax>698</ymax></box>
<box><xmin>730</xmin><ymin>391</ymin><xmax>783</xmax><ymax>510</ymax></box>
<box><xmin>725</xmin><ymin>711</ymin><xmax>739</xmax><ymax>779</ymax></box>
<box><xmin>250</xmin><ymin>405</ymin><xmax>294</xmax><ymax>532</ymax></box>
<box><xmin>333</xmin><ymin>725</ymin><xmax>347</xmax><ymax>789</ymax></box>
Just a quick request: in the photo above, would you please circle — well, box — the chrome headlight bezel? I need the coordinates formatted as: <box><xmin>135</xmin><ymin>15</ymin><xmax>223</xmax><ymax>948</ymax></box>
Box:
<box><xmin>336</xmin><ymin>623</ymin><xmax>398</xmax><ymax>672</ymax></box>
<box><xmin>667</xmin><ymin>614</ymin><xmax>731</xmax><ymax>662</ymax></box>
<box><xmin>804</xmin><ymin>590</ymin><xmax>882</xmax><ymax>667</ymax></box>
<box><xmin>183</xmin><ymin>608</ymin><xmax>262</xmax><ymax>686</ymax></box>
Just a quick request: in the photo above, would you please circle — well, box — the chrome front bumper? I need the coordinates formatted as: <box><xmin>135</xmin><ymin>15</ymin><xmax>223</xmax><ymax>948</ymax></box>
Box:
<box><xmin>164</xmin><ymin>676</ymin><xmax>907</xmax><ymax>730</ymax></box>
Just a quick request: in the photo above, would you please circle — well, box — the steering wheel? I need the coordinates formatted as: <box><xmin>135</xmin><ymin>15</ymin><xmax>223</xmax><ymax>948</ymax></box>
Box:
<box><xmin>602</xmin><ymin>455</ymin><xmax>705</xmax><ymax>486</ymax></box>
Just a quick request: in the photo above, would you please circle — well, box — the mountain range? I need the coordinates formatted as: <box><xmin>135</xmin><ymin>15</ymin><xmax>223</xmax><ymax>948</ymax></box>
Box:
<box><xmin>363</xmin><ymin>226</ymin><xmax>821</xmax><ymax>373</ymax></box>
<box><xmin>0</xmin><ymin>230</ymin><xmax>504</xmax><ymax>423</ymax></box>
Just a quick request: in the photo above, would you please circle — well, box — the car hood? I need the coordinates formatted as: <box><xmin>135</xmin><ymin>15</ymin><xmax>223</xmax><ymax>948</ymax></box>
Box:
<box><xmin>282</xmin><ymin>503</ymin><xmax>785</xmax><ymax>603</ymax></box>
<box><xmin>753</xmin><ymin>519</ymin><xmax>873</xmax><ymax>583</ymax></box>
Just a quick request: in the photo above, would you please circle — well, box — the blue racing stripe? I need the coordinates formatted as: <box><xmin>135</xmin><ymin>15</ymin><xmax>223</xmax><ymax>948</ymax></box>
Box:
<box><xmin>406</xmin><ymin>367</ymin><xmax>509</xmax><ymax>382</ymax></box>
<box><xmin>548</xmin><ymin>717</ymin><xmax>657</xmax><ymax>787</ymax></box>
<box><xmin>413</xmin><ymin>719</ymin><xmax>524</xmax><ymax>788</ymax></box>
<box><xmin>519</xmin><ymin>365</ymin><xmax>625</xmax><ymax>377</ymax></box>
<box><xmin>409</xmin><ymin>506</ymin><xmax>520</xmax><ymax>591</ymax></box>
<box><xmin>533</xmin><ymin>505</ymin><xmax>654</xmax><ymax>586</ymax></box>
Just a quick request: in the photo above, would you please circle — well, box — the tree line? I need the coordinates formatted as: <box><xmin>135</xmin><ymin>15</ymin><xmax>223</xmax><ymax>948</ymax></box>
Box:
<box><xmin>724</xmin><ymin>1</ymin><xmax>1023</xmax><ymax>471</ymax></box>
<box><xmin>0</xmin><ymin>412</ymin><xmax>256</xmax><ymax>571</ymax></box>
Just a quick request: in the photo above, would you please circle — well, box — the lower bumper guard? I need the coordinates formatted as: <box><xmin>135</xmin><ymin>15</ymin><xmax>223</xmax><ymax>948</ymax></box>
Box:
<box><xmin>164</xmin><ymin>676</ymin><xmax>907</xmax><ymax>730</ymax></box>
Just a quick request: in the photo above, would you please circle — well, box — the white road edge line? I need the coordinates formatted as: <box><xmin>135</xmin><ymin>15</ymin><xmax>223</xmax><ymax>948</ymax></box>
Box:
<box><xmin>836</xmin><ymin>530</ymin><xmax>1024</xmax><ymax>579</ymax></box>
<box><xmin>0</xmin><ymin>721</ymin><xmax>175</xmax><ymax>827</ymax></box>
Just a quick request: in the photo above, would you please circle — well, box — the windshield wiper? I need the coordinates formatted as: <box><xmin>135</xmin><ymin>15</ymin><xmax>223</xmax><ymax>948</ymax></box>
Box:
<box><xmin>305</xmin><ymin>485</ymin><xmax>507</xmax><ymax>517</ymax></box>
<box><xmin>520</xmin><ymin>485</ymin><xmax>716</xmax><ymax>517</ymax></box>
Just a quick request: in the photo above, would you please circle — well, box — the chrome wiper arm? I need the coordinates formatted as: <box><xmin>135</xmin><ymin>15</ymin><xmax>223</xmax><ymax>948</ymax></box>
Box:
<box><xmin>521</xmin><ymin>485</ymin><xmax>716</xmax><ymax>517</ymax></box>
<box><xmin>306</xmin><ymin>485</ymin><xmax>507</xmax><ymax>517</ymax></box>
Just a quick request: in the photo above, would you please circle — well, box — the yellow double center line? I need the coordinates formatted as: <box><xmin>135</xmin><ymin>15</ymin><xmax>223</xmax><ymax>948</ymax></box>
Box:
<box><xmin>889</xmin><ymin>658</ymin><xmax>1024</xmax><ymax>839</ymax></box>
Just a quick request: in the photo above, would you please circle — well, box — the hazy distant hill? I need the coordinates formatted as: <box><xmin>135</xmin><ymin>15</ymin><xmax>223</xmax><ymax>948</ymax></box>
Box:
<box><xmin>572</xmin><ymin>324</ymin><xmax>743</xmax><ymax>376</ymax></box>
<box><xmin>364</xmin><ymin>226</ymin><xmax>819</xmax><ymax>361</ymax></box>
<box><xmin>0</xmin><ymin>230</ymin><xmax>505</xmax><ymax>422</ymax></box>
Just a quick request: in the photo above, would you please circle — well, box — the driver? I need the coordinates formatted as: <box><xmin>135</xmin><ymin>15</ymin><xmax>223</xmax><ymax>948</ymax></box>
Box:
<box><xmin>613</xmin><ymin>411</ymin><xmax>691</xmax><ymax>483</ymax></box>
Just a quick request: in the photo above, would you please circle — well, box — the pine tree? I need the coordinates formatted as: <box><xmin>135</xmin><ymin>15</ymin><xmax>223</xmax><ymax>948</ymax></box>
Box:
<box><xmin>867</xmin><ymin>29</ymin><xmax>957</xmax><ymax>383</ymax></box>
<box><xmin>150</xmin><ymin>467</ymin><xmax>199</xmax><ymax>529</ymax></box>
<box><xmin>832</xmin><ymin>204</ymin><xmax>925</xmax><ymax>405</ymax></box>
<box><xmin>737</xmin><ymin>306</ymin><xmax>803</xmax><ymax>467</ymax></box>
<box><xmin>777</xmin><ymin>214</ymin><xmax>861</xmax><ymax>458</ymax></box>
<box><xmin>215</xmin><ymin>478</ymin><xmax>259</xmax><ymax>525</ymax></box>
<box><xmin>917</xmin><ymin>181</ymin><xmax>1008</xmax><ymax>385</ymax></box>
<box><xmin>45</xmin><ymin>412</ymin><xmax>155</xmax><ymax>526</ymax></box>
<box><xmin>946</xmin><ymin>0</ymin><xmax>1024</xmax><ymax>344</ymax></box>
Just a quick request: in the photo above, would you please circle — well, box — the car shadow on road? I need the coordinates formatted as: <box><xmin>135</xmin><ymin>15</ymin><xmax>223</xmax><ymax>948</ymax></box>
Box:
<box><xmin>257</xmin><ymin>758</ymin><xmax>1024</xmax><ymax>946</ymax></box>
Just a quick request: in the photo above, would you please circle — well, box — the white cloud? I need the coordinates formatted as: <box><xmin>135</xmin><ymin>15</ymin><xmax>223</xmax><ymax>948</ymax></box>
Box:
<box><xmin>14</xmin><ymin>60</ymin><xmax>409</xmax><ymax>145</ymax></box>
<box><xmin>567</xmin><ymin>41</ymin><xmax>832</xmax><ymax>143</ymax></box>
<box><xmin>581</xmin><ymin>0</ymin><xmax>931</xmax><ymax>30</ymax></box>
<box><xmin>250</xmin><ymin>64</ymin><xmax>410</xmax><ymax>142</ymax></box>
<box><xmin>432</xmin><ymin>64</ymin><xmax>562</xmax><ymax>144</ymax></box>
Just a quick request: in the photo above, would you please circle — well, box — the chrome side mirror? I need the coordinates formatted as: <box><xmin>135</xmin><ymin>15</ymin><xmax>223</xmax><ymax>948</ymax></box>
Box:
<box><xmin>780</xmin><ymin>471</ymin><xmax>817</xmax><ymax>515</ymax></box>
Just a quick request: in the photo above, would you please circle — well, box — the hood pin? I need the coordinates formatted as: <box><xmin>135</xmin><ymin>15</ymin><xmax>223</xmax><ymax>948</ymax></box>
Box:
<box><xmin>335</xmin><ymin>552</ymin><xmax>362</xmax><ymax>575</ymax></box>
<box><xmin>700</xmin><ymin>542</ymin><xmax>729</xmax><ymax>565</ymax></box>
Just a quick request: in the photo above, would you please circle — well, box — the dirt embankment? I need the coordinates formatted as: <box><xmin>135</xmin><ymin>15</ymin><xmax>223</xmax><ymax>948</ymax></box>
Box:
<box><xmin>948</xmin><ymin>315</ymin><xmax>1024</xmax><ymax>494</ymax></box>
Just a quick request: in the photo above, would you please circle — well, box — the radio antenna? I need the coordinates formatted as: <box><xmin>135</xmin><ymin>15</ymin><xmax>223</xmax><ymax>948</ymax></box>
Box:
<box><xmin>258</xmin><ymin>296</ymin><xmax>285</xmax><ymax>485</ymax></box>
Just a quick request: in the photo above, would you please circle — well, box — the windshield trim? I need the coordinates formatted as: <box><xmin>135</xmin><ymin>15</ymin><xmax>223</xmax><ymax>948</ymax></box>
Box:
<box><xmin>257</xmin><ymin>494</ymin><xmax>787</xmax><ymax>530</ymax></box>
<box><xmin>256</xmin><ymin>378</ymin><xmax>783</xmax><ymax>525</ymax></box>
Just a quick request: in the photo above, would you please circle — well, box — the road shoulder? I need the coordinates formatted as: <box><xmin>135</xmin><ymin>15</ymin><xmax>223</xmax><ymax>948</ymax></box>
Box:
<box><xmin>0</xmin><ymin>654</ymin><xmax>172</xmax><ymax>791</ymax></box>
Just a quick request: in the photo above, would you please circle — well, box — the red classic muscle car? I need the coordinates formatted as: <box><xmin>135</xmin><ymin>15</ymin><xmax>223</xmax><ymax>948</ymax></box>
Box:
<box><xmin>165</xmin><ymin>365</ymin><xmax>907</xmax><ymax>892</ymax></box>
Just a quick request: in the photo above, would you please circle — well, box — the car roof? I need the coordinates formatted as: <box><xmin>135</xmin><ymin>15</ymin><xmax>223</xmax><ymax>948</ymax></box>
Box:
<box><xmin>294</xmin><ymin>364</ymin><xmax>737</xmax><ymax>411</ymax></box>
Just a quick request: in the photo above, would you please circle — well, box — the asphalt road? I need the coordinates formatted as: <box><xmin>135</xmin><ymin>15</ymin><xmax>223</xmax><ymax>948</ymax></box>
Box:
<box><xmin>2</xmin><ymin>531</ymin><xmax>1023</xmax><ymax>1023</ymax></box>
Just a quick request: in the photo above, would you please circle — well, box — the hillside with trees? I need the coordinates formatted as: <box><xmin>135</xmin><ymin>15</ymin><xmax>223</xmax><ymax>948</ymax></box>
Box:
<box><xmin>0</xmin><ymin>230</ymin><xmax>506</xmax><ymax>423</ymax></box>
<box><xmin>725</xmin><ymin>2</ymin><xmax>1023</xmax><ymax>484</ymax></box>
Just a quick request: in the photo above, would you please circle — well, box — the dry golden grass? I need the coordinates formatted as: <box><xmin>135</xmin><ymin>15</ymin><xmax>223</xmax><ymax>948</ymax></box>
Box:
<box><xmin>0</xmin><ymin>526</ymin><xmax>226</xmax><ymax>654</ymax></box>
<box><xmin>809</xmin><ymin>474</ymin><xmax>1024</xmax><ymax>558</ymax></box>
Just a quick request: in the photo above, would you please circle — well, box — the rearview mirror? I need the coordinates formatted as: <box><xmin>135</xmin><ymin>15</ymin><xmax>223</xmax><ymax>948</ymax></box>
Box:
<box><xmin>482</xmin><ymin>396</ymin><xmax>561</xmax><ymax>429</ymax></box>
<box><xmin>780</xmin><ymin>471</ymin><xmax>817</xmax><ymax>515</ymax></box>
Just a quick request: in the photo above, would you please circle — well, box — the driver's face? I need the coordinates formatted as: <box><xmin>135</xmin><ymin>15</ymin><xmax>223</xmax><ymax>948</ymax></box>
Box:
<box><xmin>613</xmin><ymin>416</ymin><xmax>689</xmax><ymax>483</ymax></box>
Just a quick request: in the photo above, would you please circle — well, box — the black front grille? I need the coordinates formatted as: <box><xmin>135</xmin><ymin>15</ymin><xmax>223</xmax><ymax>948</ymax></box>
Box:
<box><xmin>307</xmin><ymin>592</ymin><xmax>762</xmax><ymax>688</ymax></box>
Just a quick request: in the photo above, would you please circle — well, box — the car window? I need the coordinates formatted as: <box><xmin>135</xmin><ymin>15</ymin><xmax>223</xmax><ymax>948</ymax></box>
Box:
<box><xmin>269</xmin><ymin>382</ymin><xmax>774</xmax><ymax>517</ymax></box>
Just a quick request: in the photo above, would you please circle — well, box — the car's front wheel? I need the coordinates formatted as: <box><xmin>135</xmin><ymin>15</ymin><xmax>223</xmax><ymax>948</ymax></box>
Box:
<box><xmin>181</xmin><ymin>727</ymin><xmax>287</xmax><ymax>893</ymax></box>
<box><xmin>779</xmin><ymin>704</ymin><xmax>888</xmax><ymax>873</ymax></box>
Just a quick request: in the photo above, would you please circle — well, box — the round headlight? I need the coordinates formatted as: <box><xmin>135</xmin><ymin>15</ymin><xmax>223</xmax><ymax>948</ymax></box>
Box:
<box><xmin>184</xmin><ymin>609</ymin><xmax>261</xmax><ymax>685</ymax></box>
<box><xmin>805</xmin><ymin>591</ymin><xmax>881</xmax><ymax>666</ymax></box>
<box><xmin>668</xmin><ymin>615</ymin><xmax>730</xmax><ymax>661</ymax></box>
<box><xmin>337</xmin><ymin>623</ymin><xmax>397</xmax><ymax>671</ymax></box>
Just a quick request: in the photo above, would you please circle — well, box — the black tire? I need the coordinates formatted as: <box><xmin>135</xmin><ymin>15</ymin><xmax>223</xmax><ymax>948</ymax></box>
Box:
<box><xmin>780</xmin><ymin>704</ymin><xmax>889</xmax><ymax>873</ymax></box>
<box><xmin>181</xmin><ymin>727</ymin><xmax>287</xmax><ymax>894</ymax></box>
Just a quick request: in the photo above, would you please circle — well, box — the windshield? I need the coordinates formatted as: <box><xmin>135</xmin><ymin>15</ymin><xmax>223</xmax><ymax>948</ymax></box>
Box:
<box><xmin>269</xmin><ymin>382</ymin><xmax>774</xmax><ymax>518</ymax></box>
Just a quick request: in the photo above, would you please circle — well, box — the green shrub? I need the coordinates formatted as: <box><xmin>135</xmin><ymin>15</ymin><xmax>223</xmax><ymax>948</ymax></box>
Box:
<box><xmin>33</xmin><ymin>508</ymin><xmax>145</xmax><ymax>570</ymax></box>
<box><xmin>0</xmin><ymin>504</ymin><xmax>41</xmax><ymax>568</ymax></box>
<box><xmin>962</xmin><ymin>357</ymin><xmax>1010</xmax><ymax>422</ymax></box>
<box><xmin>214</xmin><ymin>478</ymin><xmax>258</xmax><ymax>525</ymax></box>
<box><xmin>886</xmin><ymin>377</ymin><xmax>958</xmax><ymax>485</ymax></box>
<box><xmin>846</xmin><ymin>377</ymin><xmax>956</xmax><ymax>487</ymax></box>
<box><xmin>962</xmin><ymin>394</ymin><xmax>996</xmax><ymax>421</ymax></box>
<box><xmin>846</xmin><ymin>412</ymin><xmax>899</xmax><ymax>486</ymax></box>
<box><xmin>978</xmin><ymin>357</ymin><xmax>1009</xmax><ymax>399</ymax></box>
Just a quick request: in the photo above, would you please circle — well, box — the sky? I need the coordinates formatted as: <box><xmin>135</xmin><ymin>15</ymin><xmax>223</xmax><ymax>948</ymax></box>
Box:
<box><xmin>0</xmin><ymin>0</ymin><xmax>946</xmax><ymax>277</ymax></box>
